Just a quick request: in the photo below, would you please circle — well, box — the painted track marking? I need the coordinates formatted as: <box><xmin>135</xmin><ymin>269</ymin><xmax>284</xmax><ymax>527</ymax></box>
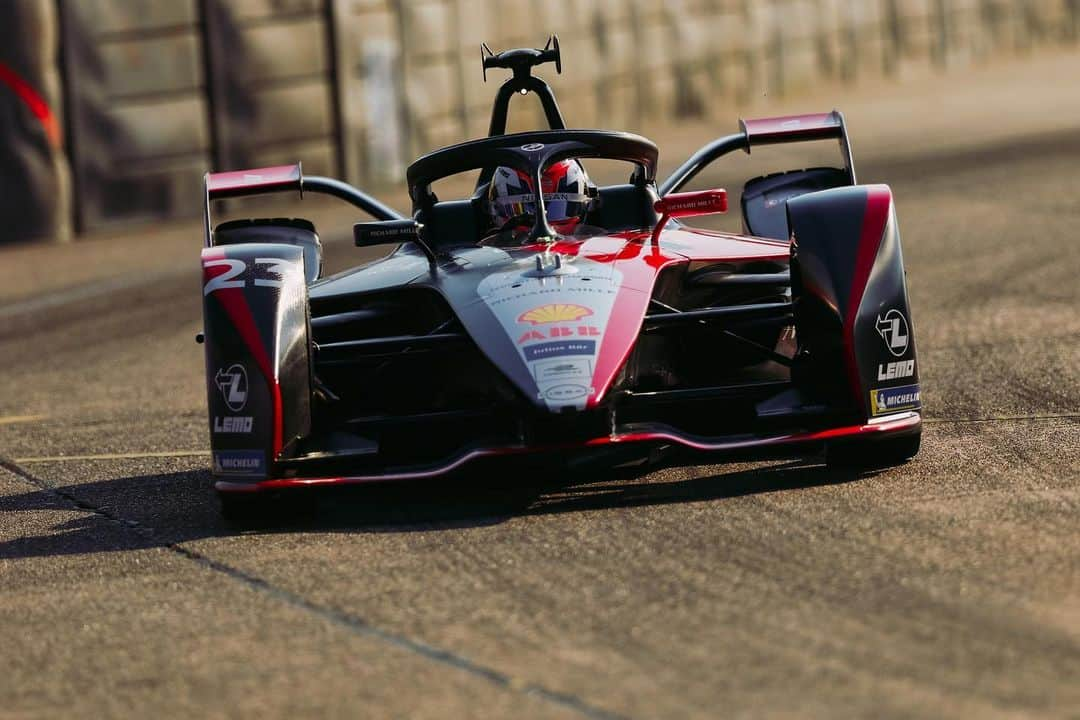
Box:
<box><xmin>14</xmin><ymin>450</ymin><xmax>209</xmax><ymax>464</ymax></box>
<box><xmin>0</xmin><ymin>269</ymin><xmax>178</xmax><ymax>321</ymax></box>
<box><xmin>0</xmin><ymin>415</ymin><xmax>47</xmax><ymax>426</ymax></box>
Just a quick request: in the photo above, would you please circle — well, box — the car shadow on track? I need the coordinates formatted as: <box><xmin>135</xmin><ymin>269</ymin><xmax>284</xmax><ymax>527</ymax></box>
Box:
<box><xmin>0</xmin><ymin>459</ymin><xmax>871</xmax><ymax>559</ymax></box>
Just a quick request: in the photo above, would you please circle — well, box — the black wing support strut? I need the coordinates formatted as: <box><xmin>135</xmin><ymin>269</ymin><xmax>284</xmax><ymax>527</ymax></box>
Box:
<box><xmin>202</xmin><ymin>162</ymin><xmax>404</xmax><ymax>248</ymax></box>
<box><xmin>660</xmin><ymin>110</ymin><xmax>856</xmax><ymax>196</ymax></box>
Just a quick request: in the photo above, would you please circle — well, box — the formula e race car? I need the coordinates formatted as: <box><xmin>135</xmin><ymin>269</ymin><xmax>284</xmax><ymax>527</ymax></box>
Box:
<box><xmin>199</xmin><ymin>37</ymin><xmax>921</xmax><ymax>521</ymax></box>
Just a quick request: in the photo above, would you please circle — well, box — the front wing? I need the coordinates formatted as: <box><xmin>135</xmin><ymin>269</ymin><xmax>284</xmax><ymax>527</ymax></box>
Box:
<box><xmin>215</xmin><ymin>411</ymin><xmax>920</xmax><ymax>493</ymax></box>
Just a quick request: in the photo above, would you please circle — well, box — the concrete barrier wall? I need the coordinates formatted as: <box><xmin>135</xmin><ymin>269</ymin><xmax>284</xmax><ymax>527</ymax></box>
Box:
<box><xmin>0</xmin><ymin>0</ymin><xmax>70</xmax><ymax>243</ymax></box>
<box><xmin>58</xmin><ymin>0</ymin><xmax>211</xmax><ymax>229</ymax></box>
<box><xmin>371</xmin><ymin>0</ymin><xmax>1080</xmax><ymax>168</ymax></box>
<box><xmin>1</xmin><ymin>0</ymin><xmax>1077</xmax><ymax>239</ymax></box>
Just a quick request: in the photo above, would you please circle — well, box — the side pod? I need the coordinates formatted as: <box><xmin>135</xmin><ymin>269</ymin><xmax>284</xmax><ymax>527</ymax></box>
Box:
<box><xmin>201</xmin><ymin>243</ymin><xmax>312</xmax><ymax>482</ymax></box>
<box><xmin>787</xmin><ymin>185</ymin><xmax>920</xmax><ymax>421</ymax></box>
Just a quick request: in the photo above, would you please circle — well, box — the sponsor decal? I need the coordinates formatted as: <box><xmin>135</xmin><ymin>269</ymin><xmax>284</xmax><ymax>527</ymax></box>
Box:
<box><xmin>523</xmin><ymin>340</ymin><xmax>596</xmax><ymax>362</ymax></box>
<box><xmin>213</xmin><ymin>416</ymin><xmax>253</xmax><ymax>434</ymax></box>
<box><xmin>534</xmin><ymin>358</ymin><xmax>591</xmax><ymax>383</ymax></box>
<box><xmin>870</xmin><ymin>384</ymin><xmax>921</xmax><ymax>416</ymax></box>
<box><xmin>543</xmin><ymin>384</ymin><xmax>590</xmax><ymax>402</ymax></box>
<box><xmin>215</xmin><ymin>364</ymin><xmax>249</xmax><ymax>412</ymax></box>
<box><xmin>877</xmin><ymin>359</ymin><xmax>915</xmax><ymax>381</ymax></box>
<box><xmin>212</xmin><ymin>449</ymin><xmax>264</xmax><ymax>476</ymax></box>
<box><xmin>518</xmin><ymin>303</ymin><xmax>593</xmax><ymax>325</ymax></box>
<box><xmin>876</xmin><ymin>309</ymin><xmax>910</xmax><ymax>357</ymax></box>
<box><xmin>518</xmin><ymin>325</ymin><xmax>601</xmax><ymax>344</ymax></box>
<box><xmin>485</xmin><ymin>284</ymin><xmax>616</xmax><ymax>306</ymax></box>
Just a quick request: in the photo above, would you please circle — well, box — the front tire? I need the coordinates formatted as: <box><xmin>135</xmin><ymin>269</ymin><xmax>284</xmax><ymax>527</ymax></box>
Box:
<box><xmin>218</xmin><ymin>491</ymin><xmax>280</xmax><ymax>528</ymax></box>
<box><xmin>826</xmin><ymin>432</ymin><xmax>920</xmax><ymax>470</ymax></box>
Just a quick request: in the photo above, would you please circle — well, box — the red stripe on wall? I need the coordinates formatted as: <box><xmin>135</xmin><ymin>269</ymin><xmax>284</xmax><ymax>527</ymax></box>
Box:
<box><xmin>0</xmin><ymin>61</ymin><xmax>60</xmax><ymax>148</ymax></box>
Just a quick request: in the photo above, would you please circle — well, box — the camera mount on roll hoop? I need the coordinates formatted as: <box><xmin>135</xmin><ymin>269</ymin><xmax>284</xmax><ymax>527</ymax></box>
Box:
<box><xmin>481</xmin><ymin>35</ymin><xmax>566</xmax><ymax>137</ymax></box>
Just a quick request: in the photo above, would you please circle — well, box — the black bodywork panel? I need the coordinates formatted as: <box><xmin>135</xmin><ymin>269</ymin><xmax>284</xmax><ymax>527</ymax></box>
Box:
<box><xmin>742</xmin><ymin>167</ymin><xmax>851</xmax><ymax>240</ymax></box>
<box><xmin>202</xmin><ymin>242</ymin><xmax>312</xmax><ymax>479</ymax></box>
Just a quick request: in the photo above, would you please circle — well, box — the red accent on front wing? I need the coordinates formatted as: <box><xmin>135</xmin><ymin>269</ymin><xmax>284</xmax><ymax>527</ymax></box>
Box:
<box><xmin>216</xmin><ymin>412</ymin><xmax>921</xmax><ymax>493</ymax></box>
<box><xmin>843</xmin><ymin>186</ymin><xmax>893</xmax><ymax>409</ymax></box>
<box><xmin>202</xmin><ymin>248</ymin><xmax>284</xmax><ymax>457</ymax></box>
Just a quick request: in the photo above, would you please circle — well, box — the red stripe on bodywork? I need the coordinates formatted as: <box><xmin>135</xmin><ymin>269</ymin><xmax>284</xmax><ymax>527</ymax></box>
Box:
<box><xmin>843</xmin><ymin>186</ymin><xmax>893</xmax><ymax>408</ymax></box>
<box><xmin>201</xmin><ymin>248</ymin><xmax>284</xmax><ymax>457</ymax></box>
<box><xmin>741</xmin><ymin>112</ymin><xmax>842</xmax><ymax>146</ymax></box>
<box><xmin>0</xmin><ymin>61</ymin><xmax>60</xmax><ymax>147</ymax></box>
<box><xmin>516</xmin><ymin>228</ymin><xmax>790</xmax><ymax>409</ymax></box>
<box><xmin>587</xmin><ymin>238</ymin><xmax>684</xmax><ymax>407</ymax></box>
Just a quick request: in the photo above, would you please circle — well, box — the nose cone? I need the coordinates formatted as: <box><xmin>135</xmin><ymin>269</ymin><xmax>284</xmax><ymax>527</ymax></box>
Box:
<box><xmin>474</xmin><ymin>250</ymin><xmax>624</xmax><ymax>411</ymax></box>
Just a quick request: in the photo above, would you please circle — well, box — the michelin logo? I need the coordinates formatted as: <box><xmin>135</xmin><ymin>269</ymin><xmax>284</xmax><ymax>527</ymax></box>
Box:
<box><xmin>870</xmin><ymin>384</ymin><xmax>921</xmax><ymax>416</ymax></box>
<box><xmin>213</xmin><ymin>450</ymin><xmax>264</xmax><ymax>476</ymax></box>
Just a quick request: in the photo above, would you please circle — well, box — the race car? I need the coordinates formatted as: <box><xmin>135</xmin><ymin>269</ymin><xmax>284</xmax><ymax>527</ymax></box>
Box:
<box><xmin>199</xmin><ymin>37</ymin><xmax>921</xmax><ymax>522</ymax></box>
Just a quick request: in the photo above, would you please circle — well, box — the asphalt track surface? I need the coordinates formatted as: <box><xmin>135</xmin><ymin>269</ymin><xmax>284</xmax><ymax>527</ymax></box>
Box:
<box><xmin>2</xmin><ymin>64</ymin><xmax>1079</xmax><ymax>718</ymax></box>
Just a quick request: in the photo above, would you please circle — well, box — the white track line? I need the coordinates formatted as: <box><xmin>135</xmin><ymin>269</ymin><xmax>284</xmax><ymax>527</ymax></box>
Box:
<box><xmin>924</xmin><ymin>413</ymin><xmax>1080</xmax><ymax>424</ymax></box>
<box><xmin>14</xmin><ymin>450</ymin><xmax>209</xmax><ymax>464</ymax></box>
<box><xmin>0</xmin><ymin>269</ymin><xmax>179</xmax><ymax>320</ymax></box>
<box><xmin>0</xmin><ymin>414</ymin><xmax>47</xmax><ymax>425</ymax></box>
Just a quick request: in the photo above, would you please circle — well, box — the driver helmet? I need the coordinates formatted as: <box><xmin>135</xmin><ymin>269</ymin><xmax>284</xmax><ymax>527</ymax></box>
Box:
<box><xmin>487</xmin><ymin>160</ymin><xmax>593</xmax><ymax>235</ymax></box>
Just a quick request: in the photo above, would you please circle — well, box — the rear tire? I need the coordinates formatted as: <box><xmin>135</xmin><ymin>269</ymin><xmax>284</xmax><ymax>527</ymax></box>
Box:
<box><xmin>826</xmin><ymin>432</ymin><xmax>920</xmax><ymax>470</ymax></box>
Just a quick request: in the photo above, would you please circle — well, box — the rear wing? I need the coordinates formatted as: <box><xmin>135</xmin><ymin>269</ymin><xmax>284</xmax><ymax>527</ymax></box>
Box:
<box><xmin>660</xmin><ymin>109</ymin><xmax>857</xmax><ymax>195</ymax></box>
<box><xmin>202</xmin><ymin>161</ymin><xmax>402</xmax><ymax>247</ymax></box>
<box><xmin>206</xmin><ymin>163</ymin><xmax>304</xmax><ymax>201</ymax></box>
<box><xmin>740</xmin><ymin>110</ymin><xmax>856</xmax><ymax>184</ymax></box>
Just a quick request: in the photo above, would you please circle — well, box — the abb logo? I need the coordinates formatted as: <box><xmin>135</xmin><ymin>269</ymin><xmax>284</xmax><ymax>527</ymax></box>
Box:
<box><xmin>518</xmin><ymin>326</ymin><xmax>601</xmax><ymax>345</ymax></box>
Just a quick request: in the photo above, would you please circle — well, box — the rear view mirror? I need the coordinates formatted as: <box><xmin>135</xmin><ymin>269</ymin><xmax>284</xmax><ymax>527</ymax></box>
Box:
<box><xmin>354</xmin><ymin>219</ymin><xmax>436</xmax><ymax>264</ymax></box>
<box><xmin>652</xmin><ymin>189</ymin><xmax>727</xmax><ymax>242</ymax></box>
<box><xmin>354</xmin><ymin>219</ymin><xmax>420</xmax><ymax>247</ymax></box>
<box><xmin>655</xmin><ymin>189</ymin><xmax>728</xmax><ymax>218</ymax></box>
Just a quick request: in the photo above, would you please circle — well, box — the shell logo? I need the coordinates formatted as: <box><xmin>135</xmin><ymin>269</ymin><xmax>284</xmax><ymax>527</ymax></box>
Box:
<box><xmin>517</xmin><ymin>303</ymin><xmax>593</xmax><ymax>325</ymax></box>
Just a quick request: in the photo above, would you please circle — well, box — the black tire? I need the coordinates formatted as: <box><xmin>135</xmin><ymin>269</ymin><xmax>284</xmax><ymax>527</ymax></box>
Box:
<box><xmin>826</xmin><ymin>432</ymin><xmax>920</xmax><ymax>470</ymax></box>
<box><xmin>218</xmin><ymin>489</ymin><xmax>318</xmax><ymax>528</ymax></box>
<box><xmin>218</xmin><ymin>491</ymin><xmax>281</xmax><ymax>528</ymax></box>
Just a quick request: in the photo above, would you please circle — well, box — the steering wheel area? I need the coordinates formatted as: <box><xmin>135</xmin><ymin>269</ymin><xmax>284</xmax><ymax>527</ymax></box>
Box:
<box><xmin>406</xmin><ymin>130</ymin><xmax>658</xmax><ymax>243</ymax></box>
